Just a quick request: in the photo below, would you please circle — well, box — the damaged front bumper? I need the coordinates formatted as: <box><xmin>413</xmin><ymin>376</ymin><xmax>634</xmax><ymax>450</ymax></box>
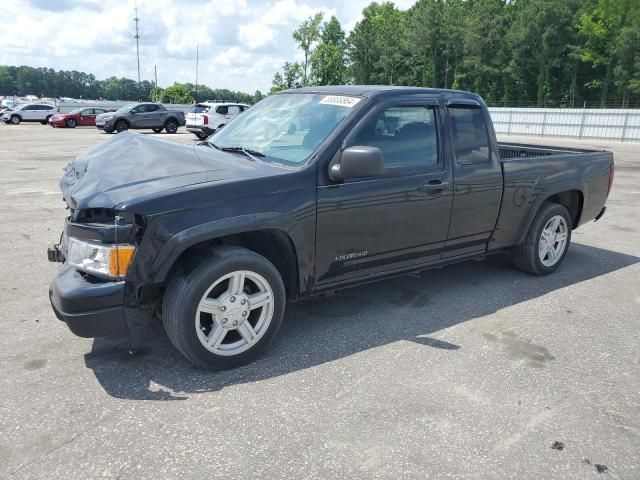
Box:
<box><xmin>49</xmin><ymin>265</ymin><xmax>129</xmax><ymax>339</ymax></box>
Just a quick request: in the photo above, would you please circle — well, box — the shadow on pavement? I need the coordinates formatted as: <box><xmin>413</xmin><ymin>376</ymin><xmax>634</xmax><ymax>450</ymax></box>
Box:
<box><xmin>85</xmin><ymin>243</ymin><xmax>639</xmax><ymax>400</ymax></box>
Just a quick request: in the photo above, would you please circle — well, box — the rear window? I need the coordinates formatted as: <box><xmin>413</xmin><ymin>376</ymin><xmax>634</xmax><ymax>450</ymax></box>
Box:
<box><xmin>189</xmin><ymin>104</ymin><xmax>210</xmax><ymax>114</ymax></box>
<box><xmin>215</xmin><ymin>105</ymin><xmax>228</xmax><ymax>114</ymax></box>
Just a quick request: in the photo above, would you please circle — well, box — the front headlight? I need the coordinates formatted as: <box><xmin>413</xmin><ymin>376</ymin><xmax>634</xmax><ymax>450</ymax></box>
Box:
<box><xmin>67</xmin><ymin>237</ymin><xmax>136</xmax><ymax>278</ymax></box>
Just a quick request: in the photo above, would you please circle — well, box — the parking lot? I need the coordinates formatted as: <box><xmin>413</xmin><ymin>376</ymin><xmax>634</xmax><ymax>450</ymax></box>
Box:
<box><xmin>0</xmin><ymin>124</ymin><xmax>638</xmax><ymax>479</ymax></box>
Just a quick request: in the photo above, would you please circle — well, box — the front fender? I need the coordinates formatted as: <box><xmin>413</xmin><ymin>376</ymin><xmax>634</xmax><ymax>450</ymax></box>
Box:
<box><xmin>147</xmin><ymin>212</ymin><xmax>310</xmax><ymax>284</ymax></box>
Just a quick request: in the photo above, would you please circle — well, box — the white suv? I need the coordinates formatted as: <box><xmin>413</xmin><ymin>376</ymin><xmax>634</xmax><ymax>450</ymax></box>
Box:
<box><xmin>185</xmin><ymin>102</ymin><xmax>249</xmax><ymax>139</ymax></box>
<box><xmin>1</xmin><ymin>103</ymin><xmax>56</xmax><ymax>125</ymax></box>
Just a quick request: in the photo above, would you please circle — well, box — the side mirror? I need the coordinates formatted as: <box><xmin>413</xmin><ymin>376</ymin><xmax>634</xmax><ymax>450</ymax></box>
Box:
<box><xmin>330</xmin><ymin>146</ymin><xmax>384</xmax><ymax>182</ymax></box>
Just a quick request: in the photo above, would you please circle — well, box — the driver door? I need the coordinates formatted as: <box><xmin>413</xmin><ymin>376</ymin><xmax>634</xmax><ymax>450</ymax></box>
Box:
<box><xmin>78</xmin><ymin>108</ymin><xmax>94</xmax><ymax>126</ymax></box>
<box><xmin>315</xmin><ymin>97</ymin><xmax>453</xmax><ymax>286</ymax></box>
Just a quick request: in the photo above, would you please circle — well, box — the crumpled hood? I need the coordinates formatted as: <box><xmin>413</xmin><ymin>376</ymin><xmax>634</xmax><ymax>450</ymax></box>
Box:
<box><xmin>60</xmin><ymin>132</ymin><xmax>244</xmax><ymax>210</ymax></box>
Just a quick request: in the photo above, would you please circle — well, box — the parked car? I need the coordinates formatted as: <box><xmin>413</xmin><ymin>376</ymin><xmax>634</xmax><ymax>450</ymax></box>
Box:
<box><xmin>48</xmin><ymin>86</ymin><xmax>614</xmax><ymax>371</ymax></box>
<box><xmin>1</xmin><ymin>103</ymin><xmax>56</xmax><ymax>124</ymax></box>
<box><xmin>95</xmin><ymin>103</ymin><xmax>186</xmax><ymax>134</ymax></box>
<box><xmin>185</xmin><ymin>102</ymin><xmax>249</xmax><ymax>139</ymax></box>
<box><xmin>48</xmin><ymin>107</ymin><xmax>112</xmax><ymax>128</ymax></box>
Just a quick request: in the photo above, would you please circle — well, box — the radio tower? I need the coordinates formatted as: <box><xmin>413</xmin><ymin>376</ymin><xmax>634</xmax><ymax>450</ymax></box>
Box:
<box><xmin>134</xmin><ymin>0</ymin><xmax>141</xmax><ymax>84</ymax></box>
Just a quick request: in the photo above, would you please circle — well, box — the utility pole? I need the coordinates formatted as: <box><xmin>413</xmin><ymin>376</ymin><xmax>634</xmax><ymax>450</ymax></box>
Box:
<box><xmin>195</xmin><ymin>45</ymin><xmax>199</xmax><ymax>104</ymax></box>
<box><xmin>154</xmin><ymin>64</ymin><xmax>158</xmax><ymax>102</ymax></box>
<box><xmin>134</xmin><ymin>0</ymin><xmax>141</xmax><ymax>85</ymax></box>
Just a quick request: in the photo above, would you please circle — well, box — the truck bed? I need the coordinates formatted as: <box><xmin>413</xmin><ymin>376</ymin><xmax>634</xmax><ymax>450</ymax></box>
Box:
<box><xmin>498</xmin><ymin>142</ymin><xmax>602</xmax><ymax>159</ymax></box>
<box><xmin>490</xmin><ymin>142</ymin><xmax>613</xmax><ymax>252</ymax></box>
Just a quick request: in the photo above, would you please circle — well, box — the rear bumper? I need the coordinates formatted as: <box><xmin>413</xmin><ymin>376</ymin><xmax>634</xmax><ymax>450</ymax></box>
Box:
<box><xmin>49</xmin><ymin>266</ymin><xmax>128</xmax><ymax>339</ymax></box>
<box><xmin>186</xmin><ymin>125</ymin><xmax>214</xmax><ymax>135</ymax></box>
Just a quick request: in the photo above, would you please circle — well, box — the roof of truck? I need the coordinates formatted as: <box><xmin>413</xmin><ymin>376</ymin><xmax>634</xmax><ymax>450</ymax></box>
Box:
<box><xmin>279</xmin><ymin>85</ymin><xmax>480</xmax><ymax>99</ymax></box>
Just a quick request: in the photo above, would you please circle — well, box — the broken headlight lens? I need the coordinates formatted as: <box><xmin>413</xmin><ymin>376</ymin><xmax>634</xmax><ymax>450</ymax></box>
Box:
<box><xmin>66</xmin><ymin>237</ymin><xmax>136</xmax><ymax>279</ymax></box>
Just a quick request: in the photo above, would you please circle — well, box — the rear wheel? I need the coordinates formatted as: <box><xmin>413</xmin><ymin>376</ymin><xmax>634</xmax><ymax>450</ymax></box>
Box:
<box><xmin>10</xmin><ymin>115</ymin><xmax>20</xmax><ymax>125</ymax></box>
<box><xmin>115</xmin><ymin>120</ymin><xmax>128</xmax><ymax>133</ymax></box>
<box><xmin>511</xmin><ymin>202</ymin><xmax>572</xmax><ymax>275</ymax></box>
<box><xmin>195</xmin><ymin>132</ymin><xmax>208</xmax><ymax>140</ymax></box>
<box><xmin>164</xmin><ymin>118</ymin><xmax>178</xmax><ymax>134</ymax></box>
<box><xmin>152</xmin><ymin>128</ymin><xmax>163</xmax><ymax>133</ymax></box>
<box><xmin>162</xmin><ymin>246</ymin><xmax>286</xmax><ymax>370</ymax></box>
<box><xmin>66</xmin><ymin>118</ymin><xmax>77</xmax><ymax>128</ymax></box>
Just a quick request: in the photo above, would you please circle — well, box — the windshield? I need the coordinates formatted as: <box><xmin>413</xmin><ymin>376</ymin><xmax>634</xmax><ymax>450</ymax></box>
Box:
<box><xmin>68</xmin><ymin>108</ymin><xmax>83</xmax><ymax>115</ymax></box>
<box><xmin>115</xmin><ymin>104</ymin><xmax>136</xmax><ymax>114</ymax></box>
<box><xmin>210</xmin><ymin>93</ymin><xmax>361</xmax><ymax>165</ymax></box>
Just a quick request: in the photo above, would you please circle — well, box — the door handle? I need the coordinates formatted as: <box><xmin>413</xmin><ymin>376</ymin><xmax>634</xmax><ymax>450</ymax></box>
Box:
<box><xmin>420</xmin><ymin>180</ymin><xmax>449</xmax><ymax>194</ymax></box>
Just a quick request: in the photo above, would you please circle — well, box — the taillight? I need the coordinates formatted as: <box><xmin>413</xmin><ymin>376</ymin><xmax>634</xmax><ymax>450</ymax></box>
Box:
<box><xmin>608</xmin><ymin>161</ymin><xmax>615</xmax><ymax>195</ymax></box>
<box><xmin>202</xmin><ymin>115</ymin><xmax>208</xmax><ymax>125</ymax></box>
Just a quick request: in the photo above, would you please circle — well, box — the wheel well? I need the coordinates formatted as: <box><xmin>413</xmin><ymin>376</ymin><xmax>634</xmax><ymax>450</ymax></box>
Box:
<box><xmin>544</xmin><ymin>190</ymin><xmax>583</xmax><ymax>228</ymax></box>
<box><xmin>165</xmin><ymin>117</ymin><xmax>178</xmax><ymax>124</ymax></box>
<box><xmin>115</xmin><ymin>118</ymin><xmax>129</xmax><ymax>126</ymax></box>
<box><xmin>167</xmin><ymin>229</ymin><xmax>300</xmax><ymax>299</ymax></box>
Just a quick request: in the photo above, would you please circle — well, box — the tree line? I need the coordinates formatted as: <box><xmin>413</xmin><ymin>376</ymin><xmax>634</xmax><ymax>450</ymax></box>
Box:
<box><xmin>0</xmin><ymin>65</ymin><xmax>264</xmax><ymax>105</ymax></box>
<box><xmin>273</xmin><ymin>0</ymin><xmax>640</xmax><ymax>107</ymax></box>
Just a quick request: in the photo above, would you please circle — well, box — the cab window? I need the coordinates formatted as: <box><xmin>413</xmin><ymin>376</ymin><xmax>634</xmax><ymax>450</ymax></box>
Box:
<box><xmin>228</xmin><ymin>105</ymin><xmax>241</xmax><ymax>115</ymax></box>
<box><xmin>449</xmin><ymin>106</ymin><xmax>490</xmax><ymax>165</ymax></box>
<box><xmin>215</xmin><ymin>105</ymin><xmax>228</xmax><ymax>115</ymax></box>
<box><xmin>346</xmin><ymin>105</ymin><xmax>439</xmax><ymax>170</ymax></box>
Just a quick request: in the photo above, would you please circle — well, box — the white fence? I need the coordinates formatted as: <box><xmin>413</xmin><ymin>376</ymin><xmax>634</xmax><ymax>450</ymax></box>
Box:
<box><xmin>489</xmin><ymin>107</ymin><xmax>640</xmax><ymax>142</ymax></box>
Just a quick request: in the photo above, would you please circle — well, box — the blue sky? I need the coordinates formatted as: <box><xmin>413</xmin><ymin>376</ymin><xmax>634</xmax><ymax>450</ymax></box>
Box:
<box><xmin>1</xmin><ymin>0</ymin><xmax>417</xmax><ymax>93</ymax></box>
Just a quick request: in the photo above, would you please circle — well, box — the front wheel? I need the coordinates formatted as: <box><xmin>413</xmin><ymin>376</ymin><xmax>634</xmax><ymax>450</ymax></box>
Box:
<box><xmin>66</xmin><ymin>119</ymin><xmax>77</xmax><ymax>128</ymax></box>
<box><xmin>162</xmin><ymin>246</ymin><xmax>286</xmax><ymax>370</ymax></box>
<box><xmin>10</xmin><ymin>115</ymin><xmax>21</xmax><ymax>125</ymax></box>
<box><xmin>511</xmin><ymin>202</ymin><xmax>572</xmax><ymax>275</ymax></box>
<box><xmin>164</xmin><ymin>118</ymin><xmax>178</xmax><ymax>134</ymax></box>
<box><xmin>115</xmin><ymin>120</ymin><xmax>128</xmax><ymax>133</ymax></box>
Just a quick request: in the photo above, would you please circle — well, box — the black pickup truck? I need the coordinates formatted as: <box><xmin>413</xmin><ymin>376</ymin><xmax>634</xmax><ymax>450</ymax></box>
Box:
<box><xmin>48</xmin><ymin>86</ymin><xmax>614</xmax><ymax>370</ymax></box>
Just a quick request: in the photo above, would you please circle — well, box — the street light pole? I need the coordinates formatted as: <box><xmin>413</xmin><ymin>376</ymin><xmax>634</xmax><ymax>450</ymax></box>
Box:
<box><xmin>195</xmin><ymin>45</ymin><xmax>199</xmax><ymax>104</ymax></box>
<box><xmin>134</xmin><ymin>0</ymin><xmax>141</xmax><ymax>85</ymax></box>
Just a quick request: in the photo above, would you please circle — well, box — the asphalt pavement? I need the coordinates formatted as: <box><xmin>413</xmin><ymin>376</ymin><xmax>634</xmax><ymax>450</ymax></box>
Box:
<box><xmin>0</xmin><ymin>124</ymin><xmax>638</xmax><ymax>479</ymax></box>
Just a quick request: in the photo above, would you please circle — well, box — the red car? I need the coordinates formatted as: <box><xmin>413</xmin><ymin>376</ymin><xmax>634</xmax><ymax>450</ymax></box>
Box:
<box><xmin>48</xmin><ymin>107</ymin><xmax>112</xmax><ymax>128</ymax></box>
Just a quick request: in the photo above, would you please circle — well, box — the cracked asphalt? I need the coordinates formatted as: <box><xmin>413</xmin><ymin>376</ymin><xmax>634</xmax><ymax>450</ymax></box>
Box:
<box><xmin>0</xmin><ymin>124</ymin><xmax>638</xmax><ymax>479</ymax></box>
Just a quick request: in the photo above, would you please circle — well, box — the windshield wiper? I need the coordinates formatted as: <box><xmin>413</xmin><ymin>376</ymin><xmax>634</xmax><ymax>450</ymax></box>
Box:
<box><xmin>209</xmin><ymin>143</ymin><xmax>265</xmax><ymax>161</ymax></box>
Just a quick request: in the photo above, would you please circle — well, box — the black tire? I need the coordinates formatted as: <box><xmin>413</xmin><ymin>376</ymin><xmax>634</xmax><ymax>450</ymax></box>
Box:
<box><xmin>511</xmin><ymin>202</ymin><xmax>572</xmax><ymax>275</ymax></box>
<box><xmin>164</xmin><ymin>118</ymin><xmax>178</xmax><ymax>134</ymax></box>
<box><xmin>42</xmin><ymin>115</ymin><xmax>52</xmax><ymax>125</ymax></box>
<box><xmin>195</xmin><ymin>132</ymin><xmax>208</xmax><ymax>140</ymax></box>
<box><xmin>152</xmin><ymin>128</ymin><xmax>163</xmax><ymax>133</ymax></box>
<box><xmin>66</xmin><ymin>118</ymin><xmax>77</xmax><ymax>128</ymax></box>
<box><xmin>162</xmin><ymin>246</ymin><xmax>286</xmax><ymax>370</ymax></box>
<box><xmin>115</xmin><ymin>120</ymin><xmax>128</xmax><ymax>133</ymax></box>
<box><xmin>10</xmin><ymin>115</ymin><xmax>20</xmax><ymax>125</ymax></box>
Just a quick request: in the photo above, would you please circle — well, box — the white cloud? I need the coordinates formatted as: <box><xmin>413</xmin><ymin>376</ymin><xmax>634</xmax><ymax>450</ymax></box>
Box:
<box><xmin>1</xmin><ymin>0</ymin><xmax>417</xmax><ymax>93</ymax></box>
<box><xmin>238</xmin><ymin>23</ymin><xmax>277</xmax><ymax>49</ymax></box>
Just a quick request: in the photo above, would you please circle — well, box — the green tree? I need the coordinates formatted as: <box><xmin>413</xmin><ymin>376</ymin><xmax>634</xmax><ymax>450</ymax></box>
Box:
<box><xmin>580</xmin><ymin>0</ymin><xmax>640</xmax><ymax>106</ymax></box>
<box><xmin>270</xmin><ymin>72</ymin><xmax>287</xmax><ymax>94</ymax></box>
<box><xmin>160</xmin><ymin>82</ymin><xmax>193</xmax><ymax>103</ymax></box>
<box><xmin>292</xmin><ymin>12</ymin><xmax>324</xmax><ymax>84</ymax></box>
<box><xmin>347</xmin><ymin>2</ymin><xmax>410</xmax><ymax>85</ymax></box>
<box><xmin>310</xmin><ymin>16</ymin><xmax>346</xmax><ymax>85</ymax></box>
